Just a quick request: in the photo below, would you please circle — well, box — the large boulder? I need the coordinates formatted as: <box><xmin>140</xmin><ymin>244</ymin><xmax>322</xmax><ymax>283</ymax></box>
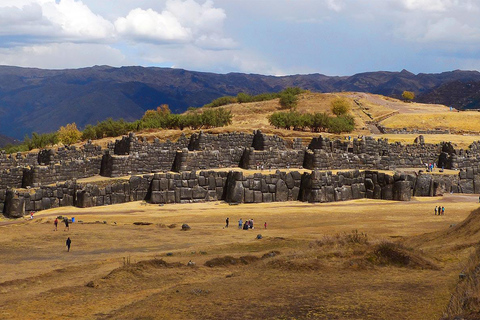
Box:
<box><xmin>275</xmin><ymin>179</ymin><xmax>289</xmax><ymax>202</ymax></box>
<box><xmin>393</xmin><ymin>181</ymin><xmax>411</xmax><ymax>201</ymax></box>
<box><xmin>226</xmin><ymin>181</ymin><xmax>244</xmax><ymax>203</ymax></box>
<box><xmin>414</xmin><ymin>174</ymin><xmax>432</xmax><ymax>196</ymax></box>
<box><xmin>5</xmin><ymin>190</ymin><xmax>24</xmax><ymax>218</ymax></box>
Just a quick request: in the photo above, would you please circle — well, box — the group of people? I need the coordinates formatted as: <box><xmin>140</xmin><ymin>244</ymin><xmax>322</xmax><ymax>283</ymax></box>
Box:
<box><xmin>435</xmin><ymin>206</ymin><xmax>445</xmax><ymax>215</ymax></box>
<box><xmin>226</xmin><ymin>218</ymin><xmax>268</xmax><ymax>230</ymax></box>
<box><xmin>53</xmin><ymin>217</ymin><xmax>70</xmax><ymax>231</ymax></box>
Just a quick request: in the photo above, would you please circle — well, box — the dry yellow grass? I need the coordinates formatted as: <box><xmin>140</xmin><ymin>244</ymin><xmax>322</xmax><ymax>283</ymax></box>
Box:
<box><xmin>380</xmin><ymin>111</ymin><xmax>480</xmax><ymax>133</ymax></box>
<box><xmin>1</xmin><ymin>195</ymin><xmax>479</xmax><ymax>319</ymax></box>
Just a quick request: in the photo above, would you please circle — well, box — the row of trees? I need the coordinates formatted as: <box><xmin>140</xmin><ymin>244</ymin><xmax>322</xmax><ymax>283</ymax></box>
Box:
<box><xmin>268</xmin><ymin>111</ymin><xmax>355</xmax><ymax>133</ymax></box>
<box><xmin>2</xmin><ymin>105</ymin><xmax>232</xmax><ymax>153</ymax></box>
<box><xmin>268</xmin><ymin>97</ymin><xmax>355</xmax><ymax>133</ymax></box>
<box><xmin>202</xmin><ymin>87</ymin><xmax>303</xmax><ymax>109</ymax></box>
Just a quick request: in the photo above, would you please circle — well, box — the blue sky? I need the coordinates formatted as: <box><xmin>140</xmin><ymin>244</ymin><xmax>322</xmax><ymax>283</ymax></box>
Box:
<box><xmin>0</xmin><ymin>0</ymin><xmax>479</xmax><ymax>76</ymax></box>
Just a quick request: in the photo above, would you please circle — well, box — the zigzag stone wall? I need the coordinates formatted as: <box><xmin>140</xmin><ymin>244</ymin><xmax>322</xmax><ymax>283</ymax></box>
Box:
<box><xmin>5</xmin><ymin>130</ymin><xmax>480</xmax><ymax>218</ymax></box>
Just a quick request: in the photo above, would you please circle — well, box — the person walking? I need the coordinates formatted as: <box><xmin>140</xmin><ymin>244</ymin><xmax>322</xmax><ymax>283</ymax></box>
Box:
<box><xmin>66</xmin><ymin>237</ymin><xmax>71</xmax><ymax>252</ymax></box>
<box><xmin>225</xmin><ymin>217</ymin><xmax>229</xmax><ymax>228</ymax></box>
<box><xmin>54</xmin><ymin>218</ymin><xmax>58</xmax><ymax>231</ymax></box>
<box><xmin>64</xmin><ymin>217</ymin><xmax>69</xmax><ymax>231</ymax></box>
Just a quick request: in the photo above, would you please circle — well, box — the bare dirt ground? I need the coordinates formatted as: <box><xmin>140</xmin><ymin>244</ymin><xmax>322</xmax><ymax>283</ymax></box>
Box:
<box><xmin>1</xmin><ymin>194</ymin><xmax>479</xmax><ymax>319</ymax></box>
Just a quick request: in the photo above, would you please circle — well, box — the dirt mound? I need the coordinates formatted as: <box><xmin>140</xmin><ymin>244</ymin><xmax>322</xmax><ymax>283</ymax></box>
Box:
<box><xmin>368</xmin><ymin>242</ymin><xmax>439</xmax><ymax>270</ymax></box>
<box><xmin>104</xmin><ymin>258</ymin><xmax>182</xmax><ymax>279</ymax></box>
<box><xmin>267</xmin><ymin>258</ymin><xmax>324</xmax><ymax>271</ymax></box>
<box><xmin>204</xmin><ymin>255</ymin><xmax>258</xmax><ymax>267</ymax></box>
<box><xmin>205</xmin><ymin>251</ymin><xmax>280</xmax><ymax>268</ymax></box>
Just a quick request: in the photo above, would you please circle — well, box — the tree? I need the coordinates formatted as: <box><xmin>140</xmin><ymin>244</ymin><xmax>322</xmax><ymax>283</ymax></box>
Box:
<box><xmin>402</xmin><ymin>91</ymin><xmax>415</xmax><ymax>102</ymax></box>
<box><xmin>58</xmin><ymin>123</ymin><xmax>81</xmax><ymax>145</ymax></box>
<box><xmin>330</xmin><ymin>97</ymin><xmax>351</xmax><ymax>116</ymax></box>
<box><xmin>279</xmin><ymin>92</ymin><xmax>298</xmax><ymax>109</ymax></box>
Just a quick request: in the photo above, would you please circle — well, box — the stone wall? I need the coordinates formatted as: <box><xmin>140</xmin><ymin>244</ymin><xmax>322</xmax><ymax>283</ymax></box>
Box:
<box><xmin>150</xmin><ymin>171</ymin><xmax>229</xmax><ymax>204</ymax></box>
<box><xmin>3</xmin><ymin>168</ymin><xmax>480</xmax><ymax>218</ymax></box>
<box><xmin>188</xmin><ymin>131</ymin><xmax>253</xmax><ymax>151</ymax></box>
<box><xmin>172</xmin><ymin>148</ymin><xmax>245</xmax><ymax>172</ymax></box>
<box><xmin>225</xmin><ymin>171</ymin><xmax>302</xmax><ymax>204</ymax></box>
<box><xmin>23</xmin><ymin>158</ymin><xmax>102</xmax><ymax>187</ymax></box>
<box><xmin>240</xmin><ymin>148</ymin><xmax>305</xmax><ymax>170</ymax></box>
<box><xmin>0</xmin><ymin>167</ymin><xmax>24</xmax><ymax>189</ymax></box>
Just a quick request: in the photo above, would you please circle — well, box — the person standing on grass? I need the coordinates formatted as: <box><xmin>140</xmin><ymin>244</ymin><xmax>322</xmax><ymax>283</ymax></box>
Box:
<box><xmin>66</xmin><ymin>237</ymin><xmax>71</xmax><ymax>252</ymax></box>
<box><xmin>225</xmin><ymin>217</ymin><xmax>229</xmax><ymax>228</ymax></box>
<box><xmin>54</xmin><ymin>218</ymin><xmax>58</xmax><ymax>231</ymax></box>
<box><xmin>264</xmin><ymin>222</ymin><xmax>267</xmax><ymax>229</ymax></box>
<box><xmin>435</xmin><ymin>206</ymin><xmax>438</xmax><ymax>215</ymax></box>
<box><xmin>442</xmin><ymin>206</ymin><xmax>445</xmax><ymax>215</ymax></box>
<box><xmin>238</xmin><ymin>218</ymin><xmax>243</xmax><ymax>229</ymax></box>
<box><xmin>64</xmin><ymin>218</ymin><xmax>69</xmax><ymax>231</ymax></box>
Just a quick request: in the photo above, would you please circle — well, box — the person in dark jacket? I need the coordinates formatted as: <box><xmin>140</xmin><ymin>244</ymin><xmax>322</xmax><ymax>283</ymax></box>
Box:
<box><xmin>66</xmin><ymin>237</ymin><xmax>71</xmax><ymax>252</ymax></box>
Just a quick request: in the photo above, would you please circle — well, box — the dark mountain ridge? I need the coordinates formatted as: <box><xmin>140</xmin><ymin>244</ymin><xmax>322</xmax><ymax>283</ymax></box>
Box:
<box><xmin>0</xmin><ymin>65</ymin><xmax>479</xmax><ymax>139</ymax></box>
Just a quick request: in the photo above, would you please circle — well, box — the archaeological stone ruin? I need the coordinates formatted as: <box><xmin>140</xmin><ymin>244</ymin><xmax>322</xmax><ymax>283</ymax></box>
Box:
<box><xmin>1</xmin><ymin>130</ymin><xmax>480</xmax><ymax>218</ymax></box>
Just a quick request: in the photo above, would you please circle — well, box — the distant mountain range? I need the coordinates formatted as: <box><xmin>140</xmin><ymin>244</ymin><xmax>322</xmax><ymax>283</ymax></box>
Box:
<box><xmin>1</xmin><ymin>65</ymin><xmax>480</xmax><ymax>140</ymax></box>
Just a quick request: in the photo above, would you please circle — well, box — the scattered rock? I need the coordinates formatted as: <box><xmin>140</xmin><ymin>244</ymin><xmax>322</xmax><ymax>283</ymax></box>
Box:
<box><xmin>133</xmin><ymin>222</ymin><xmax>153</xmax><ymax>225</ymax></box>
<box><xmin>85</xmin><ymin>281</ymin><xmax>99</xmax><ymax>288</ymax></box>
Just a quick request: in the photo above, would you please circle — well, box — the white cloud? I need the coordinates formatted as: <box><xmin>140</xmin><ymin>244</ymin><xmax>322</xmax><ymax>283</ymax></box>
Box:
<box><xmin>115</xmin><ymin>0</ymin><xmax>235</xmax><ymax>49</ymax></box>
<box><xmin>115</xmin><ymin>8</ymin><xmax>191</xmax><ymax>43</ymax></box>
<box><xmin>0</xmin><ymin>43</ymin><xmax>127</xmax><ymax>69</ymax></box>
<box><xmin>325</xmin><ymin>0</ymin><xmax>344</xmax><ymax>12</ymax></box>
<box><xmin>0</xmin><ymin>0</ymin><xmax>114</xmax><ymax>42</ymax></box>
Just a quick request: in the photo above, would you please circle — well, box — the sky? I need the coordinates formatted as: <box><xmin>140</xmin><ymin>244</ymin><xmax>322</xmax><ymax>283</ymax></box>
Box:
<box><xmin>0</xmin><ymin>0</ymin><xmax>479</xmax><ymax>76</ymax></box>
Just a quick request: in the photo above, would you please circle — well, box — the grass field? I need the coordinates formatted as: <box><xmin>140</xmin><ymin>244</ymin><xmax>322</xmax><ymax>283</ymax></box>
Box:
<box><xmin>1</xmin><ymin>194</ymin><xmax>479</xmax><ymax>319</ymax></box>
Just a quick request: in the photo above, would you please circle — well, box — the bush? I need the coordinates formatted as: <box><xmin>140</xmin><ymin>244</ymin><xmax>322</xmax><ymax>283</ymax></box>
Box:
<box><xmin>331</xmin><ymin>97</ymin><xmax>351</xmax><ymax>116</ymax></box>
<box><xmin>402</xmin><ymin>91</ymin><xmax>415</xmax><ymax>102</ymax></box>
<box><xmin>24</xmin><ymin>132</ymin><xmax>59</xmax><ymax>150</ymax></box>
<box><xmin>311</xmin><ymin>112</ymin><xmax>330</xmax><ymax>132</ymax></box>
<box><xmin>279</xmin><ymin>93</ymin><xmax>298</xmax><ymax>110</ymax></box>
<box><xmin>58</xmin><ymin>123</ymin><xmax>82</xmax><ymax>145</ymax></box>
<box><xmin>327</xmin><ymin>115</ymin><xmax>355</xmax><ymax>134</ymax></box>
<box><xmin>203</xmin><ymin>96</ymin><xmax>237</xmax><ymax>108</ymax></box>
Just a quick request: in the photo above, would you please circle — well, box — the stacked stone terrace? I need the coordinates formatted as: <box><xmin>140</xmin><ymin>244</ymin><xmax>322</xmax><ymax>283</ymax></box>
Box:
<box><xmin>3</xmin><ymin>130</ymin><xmax>480</xmax><ymax>218</ymax></box>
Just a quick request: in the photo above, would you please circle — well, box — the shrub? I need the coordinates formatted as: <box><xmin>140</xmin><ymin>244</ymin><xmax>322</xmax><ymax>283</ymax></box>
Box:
<box><xmin>203</xmin><ymin>96</ymin><xmax>237</xmax><ymax>108</ymax></box>
<box><xmin>311</xmin><ymin>112</ymin><xmax>330</xmax><ymax>132</ymax></box>
<box><xmin>58</xmin><ymin>123</ymin><xmax>82</xmax><ymax>145</ymax></box>
<box><xmin>327</xmin><ymin>115</ymin><xmax>355</xmax><ymax>134</ymax></box>
<box><xmin>279</xmin><ymin>93</ymin><xmax>298</xmax><ymax>110</ymax></box>
<box><xmin>24</xmin><ymin>132</ymin><xmax>58</xmax><ymax>150</ymax></box>
<box><xmin>331</xmin><ymin>97</ymin><xmax>351</xmax><ymax>116</ymax></box>
<box><xmin>402</xmin><ymin>90</ymin><xmax>415</xmax><ymax>102</ymax></box>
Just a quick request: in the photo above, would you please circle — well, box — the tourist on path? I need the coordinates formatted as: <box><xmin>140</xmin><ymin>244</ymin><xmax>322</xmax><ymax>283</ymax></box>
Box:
<box><xmin>54</xmin><ymin>218</ymin><xmax>58</xmax><ymax>231</ymax></box>
<box><xmin>66</xmin><ymin>237</ymin><xmax>71</xmax><ymax>252</ymax></box>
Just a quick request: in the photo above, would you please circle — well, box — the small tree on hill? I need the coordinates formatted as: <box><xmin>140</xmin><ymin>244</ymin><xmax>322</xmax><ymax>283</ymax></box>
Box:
<box><xmin>402</xmin><ymin>91</ymin><xmax>415</xmax><ymax>102</ymax></box>
<box><xmin>58</xmin><ymin>123</ymin><xmax>81</xmax><ymax>145</ymax></box>
<box><xmin>330</xmin><ymin>97</ymin><xmax>351</xmax><ymax>116</ymax></box>
<box><xmin>279</xmin><ymin>92</ymin><xmax>298</xmax><ymax>109</ymax></box>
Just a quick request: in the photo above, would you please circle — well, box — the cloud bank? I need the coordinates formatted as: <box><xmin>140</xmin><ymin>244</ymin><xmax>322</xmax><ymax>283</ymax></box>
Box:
<box><xmin>0</xmin><ymin>0</ymin><xmax>479</xmax><ymax>75</ymax></box>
